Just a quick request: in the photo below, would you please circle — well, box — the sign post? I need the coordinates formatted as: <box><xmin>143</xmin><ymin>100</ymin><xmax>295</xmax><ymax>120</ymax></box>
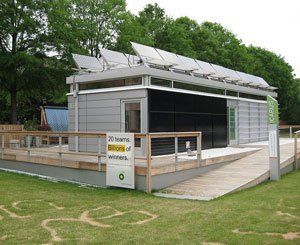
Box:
<box><xmin>267</xmin><ymin>95</ymin><xmax>280</xmax><ymax>180</ymax></box>
<box><xmin>106</xmin><ymin>132</ymin><xmax>135</xmax><ymax>189</ymax></box>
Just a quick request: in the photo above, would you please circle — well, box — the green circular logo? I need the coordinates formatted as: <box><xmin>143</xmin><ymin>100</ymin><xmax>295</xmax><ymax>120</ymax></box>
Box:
<box><xmin>119</xmin><ymin>173</ymin><xmax>125</xmax><ymax>180</ymax></box>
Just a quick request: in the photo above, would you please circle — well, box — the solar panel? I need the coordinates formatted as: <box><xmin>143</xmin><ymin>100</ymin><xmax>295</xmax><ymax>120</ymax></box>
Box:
<box><xmin>210</xmin><ymin>64</ymin><xmax>231</xmax><ymax>79</ymax></box>
<box><xmin>125</xmin><ymin>54</ymin><xmax>141</xmax><ymax>66</ymax></box>
<box><xmin>154</xmin><ymin>49</ymin><xmax>196</xmax><ymax>72</ymax></box>
<box><xmin>195</xmin><ymin>60</ymin><xmax>216</xmax><ymax>75</ymax></box>
<box><xmin>155</xmin><ymin>48</ymin><xmax>181</xmax><ymax>65</ymax></box>
<box><xmin>72</xmin><ymin>53</ymin><xmax>103</xmax><ymax>71</ymax></box>
<box><xmin>130</xmin><ymin>42</ymin><xmax>273</xmax><ymax>91</ymax></box>
<box><xmin>177</xmin><ymin>55</ymin><xmax>199</xmax><ymax>70</ymax></box>
<box><xmin>247</xmin><ymin>74</ymin><xmax>262</xmax><ymax>86</ymax></box>
<box><xmin>256</xmin><ymin>76</ymin><xmax>269</xmax><ymax>88</ymax></box>
<box><xmin>100</xmin><ymin>49</ymin><xmax>131</xmax><ymax>68</ymax></box>
<box><xmin>211</xmin><ymin>65</ymin><xmax>242</xmax><ymax>82</ymax></box>
<box><xmin>178</xmin><ymin>55</ymin><xmax>212</xmax><ymax>76</ymax></box>
<box><xmin>131</xmin><ymin>42</ymin><xmax>173</xmax><ymax>67</ymax></box>
<box><xmin>236</xmin><ymin>71</ymin><xmax>252</xmax><ymax>85</ymax></box>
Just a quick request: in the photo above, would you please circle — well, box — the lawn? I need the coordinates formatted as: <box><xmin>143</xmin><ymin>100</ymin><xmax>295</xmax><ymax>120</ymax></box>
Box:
<box><xmin>0</xmin><ymin>170</ymin><xmax>299</xmax><ymax>244</ymax></box>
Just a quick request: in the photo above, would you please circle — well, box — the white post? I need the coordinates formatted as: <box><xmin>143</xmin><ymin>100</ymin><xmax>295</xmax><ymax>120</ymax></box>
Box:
<box><xmin>290</xmin><ymin>126</ymin><xmax>292</xmax><ymax>139</ymax></box>
<box><xmin>74</xmin><ymin>78</ymin><xmax>79</xmax><ymax>152</ymax></box>
<box><xmin>267</xmin><ymin>96</ymin><xmax>280</xmax><ymax>180</ymax></box>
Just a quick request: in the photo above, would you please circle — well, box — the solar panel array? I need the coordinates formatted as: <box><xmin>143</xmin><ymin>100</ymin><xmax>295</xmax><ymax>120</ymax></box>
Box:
<box><xmin>131</xmin><ymin>42</ymin><xmax>273</xmax><ymax>90</ymax></box>
<box><xmin>100</xmin><ymin>49</ymin><xmax>140</xmax><ymax>69</ymax></box>
<box><xmin>72</xmin><ymin>42</ymin><xmax>275</xmax><ymax>91</ymax></box>
<box><xmin>72</xmin><ymin>54</ymin><xmax>103</xmax><ymax>71</ymax></box>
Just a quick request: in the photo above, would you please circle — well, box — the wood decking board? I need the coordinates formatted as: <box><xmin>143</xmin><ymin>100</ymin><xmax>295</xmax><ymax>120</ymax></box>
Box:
<box><xmin>1</xmin><ymin>147</ymin><xmax>259</xmax><ymax>176</ymax></box>
<box><xmin>156</xmin><ymin>142</ymin><xmax>298</xmax><ymax>200</ymax></box>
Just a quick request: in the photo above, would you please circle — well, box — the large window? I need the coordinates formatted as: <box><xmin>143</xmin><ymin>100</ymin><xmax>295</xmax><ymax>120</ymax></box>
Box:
<box><xmin>173</xmin><ymin>81</ymin><xmax>225</xmax><ymax>95</ymax></box>
<box><xmin>239</xmin><ymin>93</ymin><xmax>266</xmax><ymax>101</ymax></box>
<box><xmin>226</xmin><ymin>90</ymin><xmax>238</xmax><ymax>97</ymax></box>
<box><xmin>151</xmin><ymin>77</ymin><xmax>172</xmax><ymax>87</ymax></box>
<box><xmin>79</xmin><ymin>77</ymin><xmax>142</xmax><ymax>90</ymax></box>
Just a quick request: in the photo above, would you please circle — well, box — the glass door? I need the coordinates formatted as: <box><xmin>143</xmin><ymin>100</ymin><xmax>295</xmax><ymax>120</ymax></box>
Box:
<box><xmin>228</xmin><ymin>106</ymin><xmax>237</xmax><ymax>145</ymax></box>
<box><xmin>121</xmin><ymin>100</ymin><xmax>141</xmax><ymax>147</ymax></box>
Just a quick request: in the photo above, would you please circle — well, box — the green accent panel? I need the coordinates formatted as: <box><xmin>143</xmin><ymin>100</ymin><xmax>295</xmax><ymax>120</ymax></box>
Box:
<box><xmin>227</xmin><ymin>107</ymin><xmax>236</xmax><ymax>141</ymax></box>
<box><xmin>267</xmin><ymin>95</ymin><xmax>279</xmax><ymax>124</ymax></box>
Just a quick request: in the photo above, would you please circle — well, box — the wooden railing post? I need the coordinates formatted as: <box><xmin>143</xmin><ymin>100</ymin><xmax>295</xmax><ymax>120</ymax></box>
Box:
<box><xmin>146</xmin><ymin>134</ymin><xmax>152</xmax><ymax>193</ymax></box>
<box><xmin>174</xmin><ymin>136</ymin><xmax>178</xmax><ymax>171</ymax></box>
<box><xmin>290</xmin><ymin>126</ymin><xmax>293</xmax><ymax>139</ymax></box>
<box><xmin>295</xmin><ymin>134</ymin><xmax>298</xmax><ymax>170</ymax></box>
<box><xmin>197</xmin><ymin>132</ymin><xmax>202</xmax><ymax>167</ymax></box>
<box><xmin>27</xmin><ymin>135</ymin><xmax>31</xmax><ymax>161</ymax></box>
<box><xmin>98</xmin><ymin>136</ymin><xmax>102</xmax><ymax>171</ymax></box>
<box><xmin>58</xmin><ymin>134</ymin><xmax>62</xmax><ymax>167</ymax></box>
<box><xmin>1</xmin><ymin>133</ymin><xmax>4</xmax><ymax>159</ymax></box>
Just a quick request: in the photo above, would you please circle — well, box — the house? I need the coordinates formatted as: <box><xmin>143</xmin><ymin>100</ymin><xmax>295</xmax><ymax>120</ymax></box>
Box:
<box><xmin>66</xmin><ymin>42</ymin><xmax>277</xmax><ymax>154</ymax></box>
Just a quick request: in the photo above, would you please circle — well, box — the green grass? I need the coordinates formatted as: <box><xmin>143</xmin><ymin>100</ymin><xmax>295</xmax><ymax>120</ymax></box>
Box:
<box><xmin>0</xmin><ymin>170</ymin><xmax>299</xmax><ymax>244</ymax></box>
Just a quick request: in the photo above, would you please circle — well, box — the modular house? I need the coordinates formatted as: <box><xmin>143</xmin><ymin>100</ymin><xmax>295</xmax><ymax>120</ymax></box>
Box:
<box><xmin>66</xmin><ymin>42</ymin><xmax>277</xmax><ymax>155</ymax></box>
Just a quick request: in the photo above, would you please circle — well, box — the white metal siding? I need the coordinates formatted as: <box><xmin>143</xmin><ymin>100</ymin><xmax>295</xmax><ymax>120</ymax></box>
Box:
<box><xmin>236</xmin><ymin>100</ymin><xmax>268</xmax><ymax>144</ymax></box>
<box><xmin>227</xmin><ymin>99</ymin><xmax>268</xmax><ymax>144</ymax></box>
<box><xmin>68</xmin><ymin>89</ymin><xmax>148</xmax><ymax>152</ymax></box>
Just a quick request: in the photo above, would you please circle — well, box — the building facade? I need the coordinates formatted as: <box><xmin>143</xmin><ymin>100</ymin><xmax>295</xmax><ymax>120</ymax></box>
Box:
<box><xmin>67</xmin><ymin>43</ymin><xmax>277</xmax><ymax>154</ymax></box>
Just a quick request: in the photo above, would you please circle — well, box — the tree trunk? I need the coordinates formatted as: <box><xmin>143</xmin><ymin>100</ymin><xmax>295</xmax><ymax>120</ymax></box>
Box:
<box><xmin>10</xmin><ymin>85</ymin><xmax>18</xmax><ymax>124</ymax></box>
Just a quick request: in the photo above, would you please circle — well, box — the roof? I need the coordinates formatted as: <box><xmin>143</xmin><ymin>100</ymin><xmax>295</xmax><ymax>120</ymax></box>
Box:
<box><xmin>67</xmin><ymin>42</ymin><xmax>278</xmax><ymax>97</ymax></box>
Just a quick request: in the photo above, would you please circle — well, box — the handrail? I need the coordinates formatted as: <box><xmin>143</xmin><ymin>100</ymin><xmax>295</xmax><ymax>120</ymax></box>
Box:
<box><xmin>294</xmin><ymin>130</ymin><xmax>299</xmax><ymax>171</ymax></box>
<box><xmin>279</xmin><ymin>125</ymin><xmax>300</xmax><ymax>138</ymax></box>
<box><xmin>279</xmin><ymin>125</ymin><xmax>300</xmax><ymax>129</ymax></box>
<box><xmin>0</xmin><ymin>130</ymin><xmax>148</xmax><ymax>138</ymax></box>
<box><xmin>0</xmin><ymin>130</ymin><xmax>202</xmax><ymax>193</ymax></box>
<box><xmin>148</xmin><ymin>131</ymin><xmax>201</xmax><ymax>138</ymax></box>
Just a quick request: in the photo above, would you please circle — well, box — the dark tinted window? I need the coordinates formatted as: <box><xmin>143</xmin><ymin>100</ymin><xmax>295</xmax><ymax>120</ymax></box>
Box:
<box><xmin>79</xmin><ymin>77</ymin><xmax>142</xmax><ymax>90</ymax></box>
<box><xmin>148</xmin><ymin>89</ymin><xmax>227</xmax><ymax>153</ymax></box>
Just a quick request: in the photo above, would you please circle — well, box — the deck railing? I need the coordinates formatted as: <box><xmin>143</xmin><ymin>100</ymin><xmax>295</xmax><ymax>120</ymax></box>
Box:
<box><xmin>294</xmin><ymin>130</ymin><xmax>300</xmax><ymax>170</ymax></box>
<box><xmin>0</xmin><ymin>130</ymin><xmax>202</xmax><ymax>193</ymax></box>
<box><xmin>280</xmin><ymin>125</ymin><xmax>300</xmax><ymax>138</ymax></box>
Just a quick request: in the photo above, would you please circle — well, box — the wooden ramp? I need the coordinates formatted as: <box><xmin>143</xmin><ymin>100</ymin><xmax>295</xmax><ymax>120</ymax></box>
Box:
<box><xmin>155</xmin><ymin>141</ymin><xmax>298</xmax><ymax>201</ymax></box>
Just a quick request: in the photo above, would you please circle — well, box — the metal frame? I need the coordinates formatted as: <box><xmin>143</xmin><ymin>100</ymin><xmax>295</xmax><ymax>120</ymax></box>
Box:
<box><xmin>67</xmin><ymin>67</ymin><xmax>277</xmax><ymax>98</ymax></box>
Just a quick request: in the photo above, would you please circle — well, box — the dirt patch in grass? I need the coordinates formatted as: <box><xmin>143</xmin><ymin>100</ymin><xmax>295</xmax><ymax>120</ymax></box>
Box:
<box><xmin>232</xmin><ymin>229</ymin><xmax>300</xmax><ymax>240</ymax></box>
<box><xmin>41</xmin><ymin>206</ymin><xmax>158</xmax><ymax>243</ymax></box>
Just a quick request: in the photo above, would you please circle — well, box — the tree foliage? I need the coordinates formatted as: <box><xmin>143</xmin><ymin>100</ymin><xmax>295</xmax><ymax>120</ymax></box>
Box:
<box><xmin>0</xmin><ymin>1</ymin><xmax>298</xmax><ymax>124</ymax></box>
<box><xmin>47</xmin><ymin>0</ymin><xmax>127</xmax><ymax>57</ymax></box>
<box><xmin>0</xmin><ymin>0</ymin><xmax>69</xmax><ymax>124</ymax></box>
<box><xmin>115</xmin><ymin>4</ymin><xmax>298</xmax><ymax>123</ymax></box>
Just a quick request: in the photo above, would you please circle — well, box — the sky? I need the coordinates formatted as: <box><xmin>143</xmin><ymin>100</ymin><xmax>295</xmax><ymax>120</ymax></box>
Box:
<box><xmin>126</xmin><ymin>0</ymin><xmax>300</xmax><ymax>78</ymax></box>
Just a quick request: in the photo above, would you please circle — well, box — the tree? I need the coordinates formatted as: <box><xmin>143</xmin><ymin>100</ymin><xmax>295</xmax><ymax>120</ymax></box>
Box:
<box><xmin>155</xmin><ymin>17</ymin><xmax>198</xmax><ymax>58</ymax></box>
<box><xmin>114</xmin><ymin>3</ymin><xmax>168</xmax><ymax>53</ymax></box>
<box><xmin>246</xmin><ymin>46</ymin><xmax>298</xmax><ymax>122</ymax></box>
<box><xmin>288</xmin><ymin>78</ymin><xmax>300</xmax><ymax>124</ymax></box>
<box><xmin>0</xmin><ymin>0</ymin><xmax>49</xmax><ymax>123</ymax></box>
<box><xmin>0</xmin><ymin>0</ymin><xmax>70</xmax><ymax>124</ymax></box>
<box><xmin>47</xmin><ymin>0</ymin><xmax>127</xmax><ymax>57</ymax></box>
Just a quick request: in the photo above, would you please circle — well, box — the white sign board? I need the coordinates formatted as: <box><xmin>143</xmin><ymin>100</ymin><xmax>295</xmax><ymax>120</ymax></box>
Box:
<box><xmin>269</xmin><ymin>130</ymin><xmax>278</xmax><ymax>158</ymax></box>
<box><xmin>106</xmin><ymin>132</ymin><xmax>135</xmax><ymax>189</ymax></box>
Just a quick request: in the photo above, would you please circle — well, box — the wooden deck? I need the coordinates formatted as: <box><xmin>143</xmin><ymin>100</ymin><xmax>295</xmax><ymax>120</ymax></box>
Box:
<box><xmin>1</xmin><ymin>146</ymin><xmax>259</xmax><ymax>176</ymax></box>
<box><xmin>155</xmin><ymin>141</ymin><xmax>299</xmax><ymax>200</ymax></box>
